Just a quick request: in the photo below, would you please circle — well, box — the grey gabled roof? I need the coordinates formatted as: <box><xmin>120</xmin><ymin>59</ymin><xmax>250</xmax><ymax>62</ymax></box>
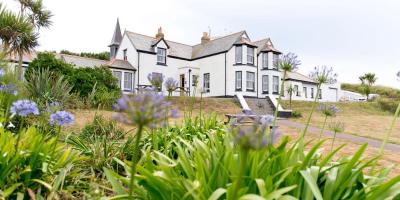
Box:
<box><xmin>126</xmin><ymin>31</ymin><xmax>193</xmax><ymax>59</ymax></box>
<box><xmin>59</xmin><ymin>54</ymin><xmax>107</xmax><ymax>68</ymax></box>
<box><xmin>253</xmin><ymin>38</ymin><xmax>282</xmax><ymax>54</ymax></box>
<box><xmin>286</xmin><ymin>72</ymin><xmax>318</xmax><ymax>84</ymax></box>
<box><xmin>107</xmin><ymin>59</ymin><xmax>136</xmax><ymax>71</ymax></box>
<box><xmin>109</xmin><ymin>19</ymin><xmax>123</xmax><ymax>46</ymax></box>
<box><xmin>126</xmin><ymin>31</ymin><xmax>248</xmax><ymax>60</ymax></box>
<box><xmin>192</xmin><ymin>31</ymin><xmax>246</xmax><ymax>59</ymax></box>
<box><xmin>125</xmin><ymin>30</ymin><xmax>281</xmax><ymax>60</ymax></box>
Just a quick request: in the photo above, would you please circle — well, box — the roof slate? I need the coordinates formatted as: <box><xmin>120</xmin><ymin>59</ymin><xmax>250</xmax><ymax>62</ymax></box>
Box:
<box><xmin>59</xmin><ymin>54</ymin><xmax>107</xmax><ymax>68</ymax></box>
<box><xmin>107</xmin><ymin>59</ymin><xmax>136</xmax><ymax>71</ymax></box>
<box><xmin>286</xmin><ymin>72</ymin><xmax>317</xmax><ymax>84</ymax></box>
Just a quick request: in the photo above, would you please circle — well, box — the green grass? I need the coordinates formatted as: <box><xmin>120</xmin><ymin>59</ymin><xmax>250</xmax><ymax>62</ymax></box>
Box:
<box><xmin>341</xmin><ymin>83</ymin><xmax>400</xmax><ymax>99</ymax></box>
<box><xmin>282</xmin><ymin>100</ymin><xmax>400</xmax><ymax>144</ymax></box>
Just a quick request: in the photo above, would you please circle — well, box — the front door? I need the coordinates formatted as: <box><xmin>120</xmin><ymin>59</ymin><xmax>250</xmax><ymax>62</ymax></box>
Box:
<box><xmin>180</xmin><ymin>74</ymin><xmax>185</xmax><ymax>96</ymax></box>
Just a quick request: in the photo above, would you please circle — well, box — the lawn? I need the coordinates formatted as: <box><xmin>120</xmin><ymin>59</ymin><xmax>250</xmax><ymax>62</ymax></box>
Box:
<box><xmin>70</xmin><ymin>97</ymin><xmax>400</xmax><ymax>177</ymax></box>
<box><xmin>282</xmin><ymin>100</ymin><xmax>400</xmax><ymax>144</ymax></box>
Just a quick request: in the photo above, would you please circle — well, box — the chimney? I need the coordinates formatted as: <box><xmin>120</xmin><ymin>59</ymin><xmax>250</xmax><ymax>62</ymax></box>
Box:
<box><xmin>201</xmin><ymin>32</ymin><xmax>210</xmax><ymax>44</ymax></box>
<box><xmin>155</xmin><ymin>27</ymin><xmax>164</xmax><ymax>39</ymax></box>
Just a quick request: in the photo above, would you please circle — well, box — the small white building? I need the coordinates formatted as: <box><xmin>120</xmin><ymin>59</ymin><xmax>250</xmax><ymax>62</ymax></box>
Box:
<box><xmin>107</xmin><ymin>19</ymin><xmax>340</xmax><ymax>102</ymax></box>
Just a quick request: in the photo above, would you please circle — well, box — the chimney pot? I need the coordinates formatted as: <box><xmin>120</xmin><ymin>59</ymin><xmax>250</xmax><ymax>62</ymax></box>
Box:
<box><xmin>201</xmin><ymin>32</ymin><xmax>210</xmax><ymax>44</ymax></box>
<box><xmin>155</xmin><ymin>27</ymin><xmax>164</xmax><ymax>39</ymax></box>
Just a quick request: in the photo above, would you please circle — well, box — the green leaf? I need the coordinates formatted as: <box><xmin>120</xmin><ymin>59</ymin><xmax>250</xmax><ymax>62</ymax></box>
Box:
<box><xmin>239</xmin><ymin>194</ymin><xmax>265</xmax><ymax>200</ymax></box>
<box><xmin>3</xmin><ymin>183</ymin><xmax>22</xmax><ymax>197</ymax></box>
<box><xmin>208</xmin><ymin>188</ymin><xmax>227</xmax><ymax>200</ymax></box>
<box><xmin>104</xmin><ymin>168</ymin><xmax>127</xmax><ymax>195</ymax></box>
<box><xmin>265</xmin><ymin>185</ymin><xmax>297</xmax><ymax>200</ymax></box>
<box><xmin>31</xmin><ymin>179</ymin><xmax>53</xmax><ymax>191</ymax></box>
<box><xmin>255</xmin><ymin>179</ymin><xmax>267</xmax><ymax>197</ymax></box>
<box><xmin>300</xmin><ymin>170</ymin><xmax>323</xmax><ymax>200</ymax></box>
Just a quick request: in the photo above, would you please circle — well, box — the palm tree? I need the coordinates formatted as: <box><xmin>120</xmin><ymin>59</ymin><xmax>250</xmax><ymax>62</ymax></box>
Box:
<box><xmin>359</xmin><ymin>73</ymin><xmax>377</xmax><ymax>101</ymax></box>
<box><xmin>286</xmin><ymin>84</ymin><xmax>295</xmax><ymax>109</ymax></box>
<box><xmin>271</xmin><ymin>52</ymin><xmax>301</xmax><ymax>127</ymax></box>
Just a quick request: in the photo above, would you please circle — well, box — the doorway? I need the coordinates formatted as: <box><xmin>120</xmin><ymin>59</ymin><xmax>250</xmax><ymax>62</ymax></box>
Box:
<box><xmin>180</xmin><ymin>74</ymin><xmax>185</xmax><ymax>96</ymax></box>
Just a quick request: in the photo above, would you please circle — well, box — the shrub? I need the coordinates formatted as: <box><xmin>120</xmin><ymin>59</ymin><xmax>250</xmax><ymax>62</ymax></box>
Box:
<box><xmin>0</xmin><ymin>127</ymin><xmax>79</xmax><ymax>199</ymax></box>
<box><xmin>60</xmin><ymin>50</ymin><xmax>110</xmax><ymax>61</ymax></box>
<box><xmin>342</xmin><ymin>83</ymin><xmax>400</xmax><ymax>99</ymax></box>
<box><xmin>67</xmin><ymin>115</ymin><xmax>130</xmax><ymax>173</ymax></box>
<box><xmin>25</xmin><ymin>68</ymin><xmax>73</xmax><ymax>108</ymax></box>
<box><xmin>377</xmin><ymin>98</ymin><xmax>399</xmax><ymax>113</ymax></box>
<box><xmin>25</xmin><ymin>52</ymin><xmax>74</xmax><ymax>80</ymax></box>
<box><xmin>25</xmin><ymin>52</ymin><xmax>121</xmax><ymax>108</ymax></box>
<box><xmin>291</xmin><ymin>110</ymin><xmax>302</xmax><ymax>118</ymax></box>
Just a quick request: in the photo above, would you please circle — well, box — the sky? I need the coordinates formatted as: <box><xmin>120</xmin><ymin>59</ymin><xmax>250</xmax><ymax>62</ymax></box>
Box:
<box><xmin>3</xmin><ymin>0</ymin><xmax>400</xmax><ymax>88</ymax></box>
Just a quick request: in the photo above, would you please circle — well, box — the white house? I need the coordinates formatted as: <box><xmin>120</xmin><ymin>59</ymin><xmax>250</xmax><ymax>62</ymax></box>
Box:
<box><xmin>108</xmin><ymin>19</ymin><xmax>340</xmax><ymax>102</ymax></box>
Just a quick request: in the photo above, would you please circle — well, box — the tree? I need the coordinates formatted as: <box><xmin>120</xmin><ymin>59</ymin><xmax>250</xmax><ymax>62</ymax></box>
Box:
<box><xmin>286</xmin><ymin>84</ymin><xmax>295</xmax><ymax>109</ymax></box>
<box><xmin>359</xmin><ymin>73</ymin><xmax>377</xmax><ymax>101</ymax></box>
<box><xmin>0</xmin><ymin>1</ymin><xmax>52</xmax><ymax>78</ymax></box>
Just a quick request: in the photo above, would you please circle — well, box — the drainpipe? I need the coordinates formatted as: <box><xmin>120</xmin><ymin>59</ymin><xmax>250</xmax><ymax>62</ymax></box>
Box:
<box><xmin>224</xmin><ymin>52</ymin><xmax>227</xmax><ymax>97</ymax></box>
<box><xmin>137</xmin><ymin>52</ymin><xmax>140</xmax><ymax>89</ymax></box>
<box><xmin>188</xmin><ymin>69</ymin><xmax>192</xmax><ymax>96</ymax></box>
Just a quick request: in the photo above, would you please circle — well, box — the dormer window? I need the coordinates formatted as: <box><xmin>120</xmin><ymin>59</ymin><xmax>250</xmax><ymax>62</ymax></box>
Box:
<box><xmin>235</xmin><ymin>46</ymin><xmax>242</xmax><ymax>64</ymax></box>
<box><xmin>123</xmin><ymin>49</ymin><xmax>127</xmax><ymax>61</ymax></box>
<box><xmin>157</xmin><ymin>47</ymin><xmax>166</xmax><ymax>65</ymax></box>
<box><xmin>247</xmin><ymin>47</ymin><xmax>254</xmax><ymax>65</ymax></box>
<box><xmin>262</xmin><ymin>53</ymin><xmax>268</xmax><ymax>69</ymax></box>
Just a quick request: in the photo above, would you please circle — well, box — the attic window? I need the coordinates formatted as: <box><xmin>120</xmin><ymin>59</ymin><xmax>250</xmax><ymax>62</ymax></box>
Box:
<box><xmin>157</xmin><ymin>48</ymin><xmax>166</xmax><ymax>65</ymax></box>
<box><xmin>123</xmin><ymin>49</ymin><xmax>127</xmax><ymax>60</ymax></box>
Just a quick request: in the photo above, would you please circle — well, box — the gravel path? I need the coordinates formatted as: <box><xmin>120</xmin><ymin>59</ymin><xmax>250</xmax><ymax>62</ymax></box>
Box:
<box><xmin>278</xmin><ymin>120</ymin><xmax>400</xmax><ymax>152</ymax></box>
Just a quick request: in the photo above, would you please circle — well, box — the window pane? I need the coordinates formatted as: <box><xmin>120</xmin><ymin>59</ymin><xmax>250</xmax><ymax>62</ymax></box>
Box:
<box><xmin>235</xmin><ymin>71</ymin><xmax>242</xmax><ymax>90</ymax></box>
<box><xmin>303</xmin><ymin>87</ymin><xmax>307</xmax><ymax>98</ymax></box>
<box><xmin>263</xmin><ymin>53</ymin><xmax>268</xmax><ymax>68</ymax></box>
<box><xmin>112</xmin><ymin>71</ymin><xmax>122</xmax><ymax>88</ymax></box>
<box><xmin>262</xmin><ymin>75</ymin><xmax>269</xmax><ymax>92</ymax></box>
<box><xmin>246</xmin><ymin>72</ymin><xmax>255</xmax><ymax>90</ymax></box>
<box><xmin>273</xmin><ymin>54</ymin><xmax>279</xmax><ymax>69</ymax></box>
<box><xmin>124</xmin><ymin>72</ymin><xmax>132</xmax><ymax>91</ymax></box>
<box><xmin>157</xmin><ymin>48</ymin><xmax>166</xmax><ymax>64</ymax></box>
<box><xmin>235</xmin><ymin>46</ymin><xmax>242</xmax><ymax>63</ymax></box>
<box><xmin>273</xmin><ymin>76</ymin><xmax>279</xmax><ymax>93</ymax></box>
<box><xmin>203</xmin><ymin>73</ymin><xmax>210</xmax><ymax>92</ymax></box>
<box><xmin>247</xmin><ymin>47</ymin><xmax>254</xmax><ymax>64</ymax></box>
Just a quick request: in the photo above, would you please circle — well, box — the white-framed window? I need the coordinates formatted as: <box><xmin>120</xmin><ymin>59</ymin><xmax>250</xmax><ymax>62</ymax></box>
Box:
<box><xmin>247</xmin><ymin>47</ymin><xmax>254</xmax><ymax>65</ymax></box>
<box><xmin>123</xmin><ymin>72</ymin><xmax>133</xmax><ymax>91</ymax></box>
<box><xmin>273</xmin><ymin>76</ymin><xmax>279</xmax><ymax>94</ymax></box>
<box><xmin>303</xmin><ymin>87</ymin><xmax>307</xmax><ymax>98</ymax></box>
<box><xmin>246</xmin><ymin>72</ymin><xmax>255</xmax><ymax>91</ymax></box>
<box><xmin>123</xmin><ymin>49</ymin><xmax>127</xmax><ymax>61</ymax></box>
<box><xmin>273</xmin><ymin>54</ymin><xmax>279</xmax><ymax>69</ymax></box>
<box><xmin>235</xmin><ymin>46</ymin><xmax>242</xmax><ymax>64</ymax></box>
<box><xmin>311</xmin><ymin>88</ymin><xmax>314</xmax><ymax>98</ymax></box>
<box><xmin>157</xmin><ymin>48</ymin><xmax>166</xmax><ymax>64</ymax></box>
<box><xmin>294</xmin><ymin>85</ymin><xmax>299</xmax><ymax>96</ymax></box>
<box><xmin>262</xmin><ymin>75</ymin><xmax>269</xmax><ymax>93</ymax></box>
<box><xmin>112</xmin><ymin>71</ymin><xmax>122</xmax><ymax>88</ymax></box>
<box><xmin>262</xmin><ymin>53</ymin><xmax>268</xmax><ymax>69</ymax></box>
<box><xmin>203</xmin><ymin>73</ymin><xmax>210</xmax><ymax>93</ymax></box>
<box><xmin>235</xmin><ymin>71</ymin><xmax>242</xmax><ymax>91</ymax></box>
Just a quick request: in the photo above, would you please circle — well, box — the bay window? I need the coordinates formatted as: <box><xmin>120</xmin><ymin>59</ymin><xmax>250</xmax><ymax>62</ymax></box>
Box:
<box><xmin>235</xmin><ymin>46</ymin><xmax>242</xmax><ymax>64</ymax></box>
<box><xmin>262</xmin><ymin>75</ymin><xmax>269</xmax><ymax>94</ymax></box>
<box><xmin>123</xmin><ymin>72</ymin><xmax>133</xmax><ymax>91</ymax></box>
<box><xmin>235</xmin><ymin>71</ymin><xmax>242</xmax><ymax>91</ymax></box>
<box><xmin>273</xmin><ymin>76</ymin><xmax>279</xmax><ymax>94</ymax></box>
<box><xmin>112</xmin><ymin>71</ymin><xmax>122</xmax><ymax>88</ymax></box>
<box><xmin>262</xmin><ymin>53</ymin><xmax>268</xmax><ymax>69</ymax></box>
<box><xmin>247</xmin><ymin>47</ymin><xmax>254</xmax><ymax>65</ymax></box>
<box><xmin>246</xmin><ymin>72</ymin><xmax>255</xmax><ymax>91</ymax></box>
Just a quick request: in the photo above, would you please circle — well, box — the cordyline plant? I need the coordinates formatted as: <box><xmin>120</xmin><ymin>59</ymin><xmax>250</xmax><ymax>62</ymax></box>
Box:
<box><xmin>112</xmin><ymin>88</ymin><xmax>178</xmax><ymax>198</ymax></box>
<box><xmin>271</xmin><ymin>52</ymin><xmax>301</xmax><ymax>127</ymax></box>
<box><xmin>301</xmin><ymin>66</ymin><xmax>337</xmax><ymax>138</ymax></box>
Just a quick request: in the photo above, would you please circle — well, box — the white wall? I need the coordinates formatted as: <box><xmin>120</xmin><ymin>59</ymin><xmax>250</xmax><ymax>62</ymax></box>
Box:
<box><xmin>195</xmin><ymin>53</ymin><xmax>226</xmax><ymax>97</ymax></box>
<box><xmin>115</xmin><ymin>34</ymin><xmax>138</xmax><ymax>66</ymax></box>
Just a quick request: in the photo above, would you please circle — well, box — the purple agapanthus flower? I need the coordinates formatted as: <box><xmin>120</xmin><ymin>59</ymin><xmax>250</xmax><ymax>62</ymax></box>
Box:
<box><xmin>112</xmin><ymin>88</ymin><xmax>178</xmax><ymax>128</ymax></box>
<box><xmin>231</xmin><ymin>114</ymin><xmax>276</xmax><ymax>150</ymax></box>
<box><xmin>0</xmin><ymin>69</ymin><xmax>5</xmax><ymax>77</ymax></box>
<box><xmin>49</xmin><ymin>111</ymin><xmax>74</xmax><ymax>126</ymax></box>
<box><xmin>0</xmin><ymin>84</ymin><xmax>18</xmax><ymax>96</ymax></box>
<box><xmin>10</xmin><ymin>100</ymin><xmax>39</xmax><ymax>117</ymax></box>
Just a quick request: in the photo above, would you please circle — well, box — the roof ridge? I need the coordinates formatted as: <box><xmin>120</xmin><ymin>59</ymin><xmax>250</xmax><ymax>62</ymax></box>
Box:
<box><xmin>126</xmin><ymin>31</ymin><xmax>192</xmax><ymax>47</ymax></box>
<box><xmin>59</xmin><ymin>54</ymin><xmax>107</xmax><ymax>62</ymax></box>
<box><xmin>253</xmin><ymin>38</ymin><xmax>270</xmax><ymax>43</ymax></box>
<box><xmin>193</xmin><ymin>30</ymin><xmax>246</xmax><ymax>47</ymax></box>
